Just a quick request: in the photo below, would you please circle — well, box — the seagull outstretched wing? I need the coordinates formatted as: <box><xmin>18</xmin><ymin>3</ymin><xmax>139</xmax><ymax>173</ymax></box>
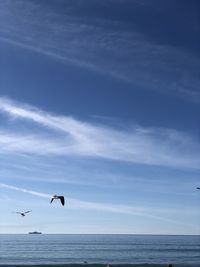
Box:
<box><xmin>59</xmin><ymin>196</ymin><xmax>65</xmax><ymax>206</ymax></box>
<box><xmin>24</xmin><ymin>210</ymin><xmax>32</xmax><ymax>214</ymax></box>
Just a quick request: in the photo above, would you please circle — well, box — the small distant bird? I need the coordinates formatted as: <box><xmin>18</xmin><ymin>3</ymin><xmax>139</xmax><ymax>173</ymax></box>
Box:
<box><xmin>197</xmin><ymin>187</ymin><xmax>200</xmax><ymax>190</ymax></box>
<box><xmin>50</xmin><ymin>195</ymin><xmax>65</xmax><ymax>206</ymax></box>
<box><xmin>16</xmin><ymin>210</ymin><xmax>32</xmax><ymax>217</ymax></box>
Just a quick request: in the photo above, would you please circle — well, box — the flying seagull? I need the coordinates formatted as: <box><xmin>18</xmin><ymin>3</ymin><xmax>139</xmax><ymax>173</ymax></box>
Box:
<box><xmin>16</xmin><ymin>210</ymin><xmax>32</xmax><ymax>217</ymax></box>
<box><xmin>50</xmin><ymin>195</ymin><xmax>65</xmax><ymax>206</ymax></box>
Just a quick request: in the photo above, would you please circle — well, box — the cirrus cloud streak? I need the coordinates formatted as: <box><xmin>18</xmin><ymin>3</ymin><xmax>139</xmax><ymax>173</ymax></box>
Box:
<box><xmin>0</xmin><ymin>0</ymin><xmax>200</xmax><ymax>102</ymax></box>
<box><xmin>0</xmin><ymin>97</ymin><xmax>199</xmax><ymax>170</ymax></box>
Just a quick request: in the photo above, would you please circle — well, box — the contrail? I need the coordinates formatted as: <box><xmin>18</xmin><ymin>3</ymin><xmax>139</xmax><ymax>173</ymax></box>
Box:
<box><xmin>0</xmin><ymin>183</ymin><xmax>51</xmax><ymax>199</ymax></box>
<box><xmin>0</xmin><ymin>36</ymin><xmax>98</xmax><ymax>76</ymax></box>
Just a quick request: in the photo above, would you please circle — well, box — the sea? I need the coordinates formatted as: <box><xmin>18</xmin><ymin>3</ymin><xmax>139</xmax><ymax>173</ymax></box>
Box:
<box><xmin>0</xmin><ymin>234</ymin><xmax>199</xmax><ymax>267</ymax></box>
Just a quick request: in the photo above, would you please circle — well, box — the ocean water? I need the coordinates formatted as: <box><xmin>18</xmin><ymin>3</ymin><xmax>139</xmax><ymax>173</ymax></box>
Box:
<box><xmin>0</xmin><ymin>234</ymin><xmax>199</xmax><ymax>266</ymax></box>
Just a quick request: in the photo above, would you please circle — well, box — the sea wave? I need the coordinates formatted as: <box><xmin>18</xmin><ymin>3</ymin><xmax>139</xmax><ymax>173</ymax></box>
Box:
<box><xmin>1</xmin><ymin>264</ymin><xmax>199</xmax><ymax>267</ymax></box>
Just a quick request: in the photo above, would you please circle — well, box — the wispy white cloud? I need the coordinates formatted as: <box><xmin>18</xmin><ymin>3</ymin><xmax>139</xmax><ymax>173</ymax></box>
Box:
<box><xmin>0</xmin><ymin>1</ymin><xmax>200</xmax><ymax>102</ymax></box>
<box><xmin>0</xmin><ymin>131</ymin><xmax>76</xmax><ymax>155</ymax></box>
<box><xmin>0</xmin><ymin>97</ymin><xmax>199</xmax><ymax>169</ymax></box>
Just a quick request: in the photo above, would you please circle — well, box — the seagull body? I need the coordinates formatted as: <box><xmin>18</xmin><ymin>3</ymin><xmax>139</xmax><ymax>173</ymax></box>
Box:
<box><xmin>50</xmin><ymin>195</ymin><xmax>65</xmax><ymax>206</ymax></box>
<box><xmin>197</xmin><ymin>187</ymin><xmax>200</xmax><ymax>190</ymax></box>
<box><xmin>16</xmin><ymin>210</ymin><xmax>32</xmax><ymax>217</ymax></box>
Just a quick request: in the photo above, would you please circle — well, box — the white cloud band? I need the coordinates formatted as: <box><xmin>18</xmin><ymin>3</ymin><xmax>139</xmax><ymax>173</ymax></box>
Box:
<box><xmin>0</xmin><ymin>97</ymin><xmax>199</xmax><ymax>169</ymax></box>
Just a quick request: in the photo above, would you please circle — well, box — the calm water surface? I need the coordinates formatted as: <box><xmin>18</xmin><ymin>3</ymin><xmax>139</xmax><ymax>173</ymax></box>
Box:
<box><xmin>0</xmin><ymin>234</ymin><xmax>199</xmax><ymax>266</ymax></box>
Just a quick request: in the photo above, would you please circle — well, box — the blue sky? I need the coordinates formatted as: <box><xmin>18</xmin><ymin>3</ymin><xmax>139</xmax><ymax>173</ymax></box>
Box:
<box><xmin>0</xmin><ymin>0</ymin><xmax>200</xmax><ymax>234</ymax></box>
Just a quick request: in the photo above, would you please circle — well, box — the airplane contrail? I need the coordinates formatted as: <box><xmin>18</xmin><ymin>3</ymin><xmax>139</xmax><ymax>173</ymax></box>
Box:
<box><xmin>0</xmin><ymin>183</ymin><xmax>51</xmax><ymax>199</ymax></box>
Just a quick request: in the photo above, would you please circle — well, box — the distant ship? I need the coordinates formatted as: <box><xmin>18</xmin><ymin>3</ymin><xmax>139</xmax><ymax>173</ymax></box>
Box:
<box><xmin>28</xmin><ymin>231</ymin><xmax>42</xmax><ymax>234</ymax></box>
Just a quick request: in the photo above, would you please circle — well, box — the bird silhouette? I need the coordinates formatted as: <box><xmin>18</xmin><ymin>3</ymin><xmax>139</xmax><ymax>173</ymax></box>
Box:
<box><xmin>197</xmin><ymin>187</ymin><xmax>200</xmax><ymax>190</ymax></box>
<box><xmin>50</xmin><ymin>195</ymin><xmax>65</xmax><ymax>206</ymax></box>
<box><xmin>16</xmin><ymin>210</ymin><xmax>32</xmax><ymax>217</ymax></box>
